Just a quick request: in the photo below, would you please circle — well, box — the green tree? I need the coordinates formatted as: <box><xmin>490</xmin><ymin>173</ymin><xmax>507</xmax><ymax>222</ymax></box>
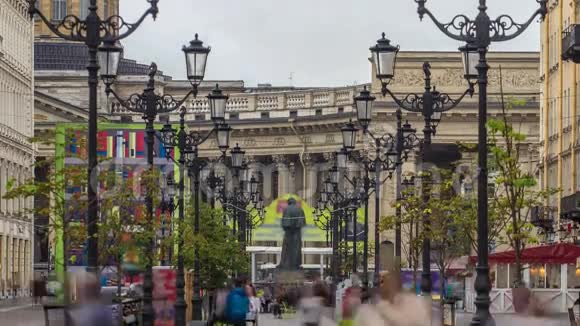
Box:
<box><xmin>381</xmin><ymin>177</ymin><xmax>424</xmax><ymax>290</ymax></box>
<box><xmin>486</xmin><ymin>97</ymin><xmax>555</xmax><ymax>287</ymax></box>
<box><xmin>337</xmin><ymin>239</ymin><xmax>374</xmax><ymax>278</ymax></box>
<box><xmin>424</xmin><ymin>170</ymin><xmax>470</xmax><ymax>325</ymax></box>
<box><xmin>181</xmin><ymin>202</ymin><xmax>248</xmax><ymax>290</ymax></box>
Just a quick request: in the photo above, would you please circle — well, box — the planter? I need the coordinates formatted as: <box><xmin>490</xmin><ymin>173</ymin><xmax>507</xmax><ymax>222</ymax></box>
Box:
<box><xmin>511</xmin><ymin>287</ymin><xmax>531</xmax><ymax>313</ymax></box>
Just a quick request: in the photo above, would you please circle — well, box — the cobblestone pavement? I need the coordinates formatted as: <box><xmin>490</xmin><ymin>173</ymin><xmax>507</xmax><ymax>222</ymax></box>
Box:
<box><xmin>258</xmin><ymin>312</ymin><xmax>297</xmax><ymax>325</ymax></box>
<box><xmin>0</xmin><ymin>303</ymin><xmax>45</xmax><ymax>326</ymax></box>
<box><xmin>0</xmin><ymin>305</ymin><xmax>571</xmax><ymax>326</ymax></box>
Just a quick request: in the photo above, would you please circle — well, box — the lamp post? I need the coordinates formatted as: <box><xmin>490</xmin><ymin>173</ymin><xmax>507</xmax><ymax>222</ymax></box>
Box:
<box><xmin>27</xmin><ymin>0</ymin><xmax>158</xmax><ymax>284</ymax></box>
<box><xmin>341</xmin><ymin>92</ymin><xmax>421</xmax><ymax>287</ymax></box>
<box><xmin>177</xmin><ymin>86</ymin><xmax>231</xmax><ymax>321</ymax></box>
<box><xmin>159</xmin><ymin>172</ymin><xmax>177</xmax><ymax>266</ymax></box>
<box><xmin>414</xmin><ymin>1</ymin><xmax>547</xmax><ymax>323</ymax></box>
<box><xmin>207</xmin><ymin>144</ymin><xmax>264</xmax><ymax>243</ymax></box>
<box><xmin>369</xmin><ymin>33</ymin><xmax>474</xmax><ymax>295</ymax></box>
<box><xmin>101</xmin><ymin>32</ymin><xmax>209</xmax><ymax>325</ymax></box>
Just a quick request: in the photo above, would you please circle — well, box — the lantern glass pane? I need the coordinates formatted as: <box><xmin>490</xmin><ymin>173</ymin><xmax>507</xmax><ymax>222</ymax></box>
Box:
<box><xmin>337</xmin><ymin>151</ymin><xmax>348</xmax><ymax>169</ymax></box>
<box><xmin>321</xmin><ymin>192</ymin><xmax>328</xmax><ymax>203</ymax></box>
<box><xmin>461</xmin><ymin>48</ymin><xmax>479</xmax><ymax>81</ymax></box>
<box><xmin>210</xmin><ymin>97</ymin><xmax>227</xmax><ymax>121</ymax></box>
<box><xmin>342</xmin><ymin>129</ymin><xmax>353</xmax><ymax>150</ymax></box>
<box><xmin>330</xmin><ymin>169</ymin><xmax>340</xmax><ymax>184</ymax></box>
<box><xmin>240</xmin><ymin>169</ymin><xmax>249</xmax><ymax>182</ymax></box>
<box><xmin>356</xmin><ymin>99</ymin><xmax>373</xmax><ymax>123</ymax></box>
<box><xmin>375</xmin><ymin>51</ymin><xmax>396</xmax><ymax>78</ymax></box>
<box><xmin>251</xmin><ymin>179</ymin><xmax>258</xmax><ymax>193</ymax></box>
<box><xmin>216</xmin><ymin>126</ymin><xmax>230</xmax><ymax>150</ymax></box>
<box><xmin>325</xmin><ymin>181</ymin><xmax>334</xmax><ymax>193</ymax></box>
<box><xmin>185</xmin><ymin>52</ymin><xmax>208</xmax><ymax>86</ymax></box>
<box><xmin>98</xmin><ymin>48</ymin><xmax>121</xmax><ymax>82</ymax></box>
<box><xmin>432</xmin><ymin>111</ymin><xmax>442</xmax><ymax>121</ymax></box>
<box><xmin>232</xmin><ymin>151</ymin><xmax>244</xmax><ymax>168</ymax></box>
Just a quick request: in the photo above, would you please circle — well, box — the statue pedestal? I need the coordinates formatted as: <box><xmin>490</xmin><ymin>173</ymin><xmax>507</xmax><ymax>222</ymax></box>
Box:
<box><xmin>274</xmin><ymin>270</ymin><xmax>305</xmax><ymax>285</ymax></box>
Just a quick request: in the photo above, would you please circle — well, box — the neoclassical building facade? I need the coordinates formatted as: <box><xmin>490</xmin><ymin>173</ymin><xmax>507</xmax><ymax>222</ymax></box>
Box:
<box><xmin>34</xmin><ymin>35</ymin><xmax>541</xmax><ymax>272</ymax></box>
<box><xmin>0</xmin><ymin>0</ymin><xmax>35</xmax><ymax>299</ymax></box>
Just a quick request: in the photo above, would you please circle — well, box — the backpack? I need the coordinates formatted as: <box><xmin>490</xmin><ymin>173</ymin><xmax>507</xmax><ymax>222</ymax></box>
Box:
<box><xmin>225</xmin><ymin>288</ymin><xmax>249</xmax><ymax>323</ymax></box>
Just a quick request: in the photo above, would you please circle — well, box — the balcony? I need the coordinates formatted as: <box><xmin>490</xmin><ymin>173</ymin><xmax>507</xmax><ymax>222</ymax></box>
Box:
<box><xmin>562</xmin><ymin>24</ymin><xmax>580</xmax><ymax>63</ymax></box>
<box><xmin>560</xmin><ymin>192</ymin><xmax>580</xmax><ymax>223</ymax></box>
<box><xmin>531</xmin><ymin>206</ymin><xmax>555</xmax><ymax>232</ymax></box>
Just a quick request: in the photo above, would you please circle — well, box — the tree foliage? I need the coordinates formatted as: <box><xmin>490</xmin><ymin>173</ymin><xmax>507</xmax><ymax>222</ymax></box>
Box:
<box><xmin>181</xmin><ymin>201</ymin><xmax>248</xmax><ymax>289</ymax></box>
<box><xmin>485</xmin><ymin>98</ymin><xmax>555</xmax><ymax>287</ymax></box>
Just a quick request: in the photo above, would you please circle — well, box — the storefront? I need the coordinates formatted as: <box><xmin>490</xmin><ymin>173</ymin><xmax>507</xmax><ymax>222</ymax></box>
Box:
<box><xmin>465</xmin><ymin>243</ymin><xmax>580</xmax><ymax>313</ymax></box>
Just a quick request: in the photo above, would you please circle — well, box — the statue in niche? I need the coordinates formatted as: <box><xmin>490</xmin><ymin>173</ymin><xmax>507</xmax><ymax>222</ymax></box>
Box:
<box><xmin>278</xmin><ymin>198</ymin><xmax>306</xmax><ymax>271</ymax></box>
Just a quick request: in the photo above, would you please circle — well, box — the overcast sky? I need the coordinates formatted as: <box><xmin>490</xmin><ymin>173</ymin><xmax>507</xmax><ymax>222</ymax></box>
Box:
<box><xmin>120</xmin><ymin>0</ymin><xmax>541</xmax><ymax>87</ymax></box>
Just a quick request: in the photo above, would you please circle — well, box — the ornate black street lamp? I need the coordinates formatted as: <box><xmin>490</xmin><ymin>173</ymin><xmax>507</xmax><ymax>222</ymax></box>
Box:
<box><xmin>102</xmin><ymin>34</ymin><xmax>210</xmax><ymax>324</ymax></box>
<box><xmin>26</xmin><ymin>0</ymin><xmax>158</xmax><ymax>295</ymax></box>
<box><xmin>179</xmin><ymin>96</ymin><xmax>231</xmax><ymax>321</ymax></box>
<box><xmin>342</xmin><ymin>89</ymin><xmax>422</xmax><ymax>287</ymax></box>
<box><xmin>159</xmin><ymin>172</ymin><xmax>177</xmax><ymax>266</ymax></box>
<box><xmin>205</xmin><ymin>143</ymin><xmax>264</xmax><ymax>242</ymax></box>
<box><xmin>369</xmin><ymin>33</ymin><xmax>473</xmax><ymax>295</ymax></box>
<box><xmin>413</xmin><ymin>1</ymin><xmax>547</xmax><ymax>323</ymax></box>
<box><xmin>161</xmin><ymin>104</ymin><xmax>230</xmax><ymax>322</ymax></box>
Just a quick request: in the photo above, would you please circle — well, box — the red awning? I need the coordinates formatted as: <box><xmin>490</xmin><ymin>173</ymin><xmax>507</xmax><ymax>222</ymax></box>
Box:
<box><xmin>468</xmin><ymin>243</ymin><xmax>580</xmax><ymax>265</ymax></box>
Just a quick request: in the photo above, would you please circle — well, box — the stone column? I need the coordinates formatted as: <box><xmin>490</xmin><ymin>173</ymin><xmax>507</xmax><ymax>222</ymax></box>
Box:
<box><xmin>303</xmin><ymin>154</ymin><xmax>317</xmax><ymax>205</ymax></box>
<box><xmin>273</xmin><ymin>155</ymin><xmax>289</xmax><ymax>197</ymax></box>
<box><xmin>251</xmin><ymin>253</ymin><xmax>256</xmax><ymax>284</ymax></box>
<box><xmin>0</xmin><ymin>235</ymin><xmax>4</xmax><ymax>298</ymax></box>
<box><xmin>288</xmin><ymin>162</ymin><xmax>296</xmax><ymax>195</ymax></box>
<box><xmin>1</xmin><ymin>160</ymin><xmax>6</xmax><ymax>213</ymax></box>
<box><xmin>7</xmin><ymin>236</ymin><xmax>12</xmax><ymax>297</ymax></box>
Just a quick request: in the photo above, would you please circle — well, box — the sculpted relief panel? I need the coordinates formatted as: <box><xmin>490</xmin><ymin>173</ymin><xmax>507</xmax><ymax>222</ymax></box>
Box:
<box><xmin>391</xmin><ymin>67</ymin><xmax>538</xmax><ymax>90</ymax></box>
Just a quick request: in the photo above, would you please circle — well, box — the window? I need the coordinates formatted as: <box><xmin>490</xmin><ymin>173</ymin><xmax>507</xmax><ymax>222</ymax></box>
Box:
<box><xmin>338</xmin><ymin>107</ymin><xmax>344</xmax><ymax>113</ymax></box>
<box><xmin>568</xmin><ymin>264</ymin><xmax>580</xmax><ymax>288</ymax></box>
<box><xmin>52</xmin><ymin>0</ymin><xmax>67</xmax><ymax>21</ymax></box>
<box><xmin>289</xmin><ymin>110</ymin><xmax>298</xmax><ymax>119</ymax></box>
<box><xmin>567</xmin><ymin>88</ymin><xmax>571</xmax><ymax>128</ymax></box>
<box><xmin>80</xmin><ymin>0</ymin><xmax>89</xmax><ymax>18</ymax></box>
<box><xmin>195</xmin><ymin>114</ymin><xmax>205</xmax><ymax>121</ymax></box>
<box><xmin>103</xmin><ymin>0</ymin><xmax>109</xmax><ymax>17</ymax></box>
<box><xmin>229</xmin><ymin>113</ymin><xmax>239</xmax><ymax>120</ymax></box>
<box><xmin>260</xmin><ymin>112</ymin><xmax>269</xmax><ymax>119</ymax></box>
<box><xmin>530</xmin><ymin>264</ymin><xmax>561</xmax><ymax>289</ymax></box>
<box><xmin>315</xmin><ymin>109</ymin><xmax>322</xmax><ymax>116</ymax></box>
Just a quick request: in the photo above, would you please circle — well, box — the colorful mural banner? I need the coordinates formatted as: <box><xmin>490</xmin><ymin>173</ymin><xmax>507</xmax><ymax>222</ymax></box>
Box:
<box><xmin>55</xmin><ymin>123</ymin><xmax>179</xmax><ymax>296</ymax></box>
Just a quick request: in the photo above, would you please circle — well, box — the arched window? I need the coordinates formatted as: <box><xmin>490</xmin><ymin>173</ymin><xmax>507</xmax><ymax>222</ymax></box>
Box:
<box><xmin>52</xmin><ymin>0</ymin><xmax>67</xmax><ymax>20</ymax></box>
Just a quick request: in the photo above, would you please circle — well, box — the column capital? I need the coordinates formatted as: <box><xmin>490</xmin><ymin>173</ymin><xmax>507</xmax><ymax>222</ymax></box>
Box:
<box><xmin>322</xmin><ymin>152</ymin><xmax>335</xmax><ymax>162</ymax></box>
<box><xmin>272</xmin><ymin>154</ymin><xmax>288</xmax><ymax>166</ymax></box>
<box><xmin>302</xmin><ymin>153</ymin><xmax>315</xmax><ymax>167</ymax></box>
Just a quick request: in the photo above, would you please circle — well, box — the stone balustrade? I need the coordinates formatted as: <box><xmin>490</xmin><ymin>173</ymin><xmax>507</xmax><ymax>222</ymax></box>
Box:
<box><xmin>109</xmin><ymin>85</ymin><xmax>363</xmax><ymax>120</ymax></box>
<box><xmin>184</xmin><ymin>86</ymin><xmax>360</xmax><ymax>114</ymax></box>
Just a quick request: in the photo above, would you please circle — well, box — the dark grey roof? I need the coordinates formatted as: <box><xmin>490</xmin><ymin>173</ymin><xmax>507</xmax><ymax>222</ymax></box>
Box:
<box><xmin>34</xmin><ymin>41</ymin><xmax>166</xmax><ymax>77</ymax></box>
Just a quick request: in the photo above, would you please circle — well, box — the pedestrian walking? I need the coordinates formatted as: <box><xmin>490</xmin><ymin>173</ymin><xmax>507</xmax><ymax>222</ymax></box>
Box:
<box><xmin>68</xmin><ymin>272</ymin><xmax>114</xmax><ymax>326</ymax></box>
<box><xmin>298</xmin><ymin>281</ymin><xmax>333</xmax><ymax>326</ymax></box>
<box><xmin>246</xmin><ymin>284</ymin><xmax>260</xmax><ymax>325</ymax></box>
<box><xmin>355</xmin><ymin>271</ymin><xmax>430</xmax><ymax>326</ymax></box>
<box><xmin>224</xmin><ymin>276</ymin><xmax>250</xmax><ymax>326</ymax></box>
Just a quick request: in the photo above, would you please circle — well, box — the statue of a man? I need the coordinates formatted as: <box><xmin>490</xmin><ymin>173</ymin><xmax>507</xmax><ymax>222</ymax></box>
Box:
<box><xmin>278</xmin><ymin>198</ymin><xmax>306</xmax><ymax>271</ymax></box>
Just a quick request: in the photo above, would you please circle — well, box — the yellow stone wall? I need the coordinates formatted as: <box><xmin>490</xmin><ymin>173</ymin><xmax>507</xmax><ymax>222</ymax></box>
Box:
<box><xmin>540</xmin><ymin>0</ymin><xmax>580</xmax><ymax>220</ymax></box>
<box><xmin>35</xmin><ymin>0</ymin><xmax>118</xmax><ymax>38</ymax></box>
